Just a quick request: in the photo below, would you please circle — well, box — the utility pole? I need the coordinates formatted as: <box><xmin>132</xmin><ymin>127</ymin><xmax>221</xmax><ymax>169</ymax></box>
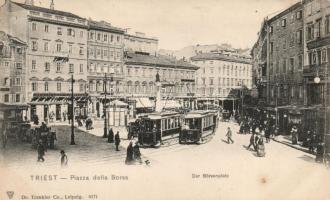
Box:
<box><xmin>70</xmin><ymin>74</ymin><xmax>75</xmax><ymax>145</ymax></box>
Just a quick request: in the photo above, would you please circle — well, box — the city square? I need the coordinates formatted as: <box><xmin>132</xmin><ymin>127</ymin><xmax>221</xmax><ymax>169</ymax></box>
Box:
<box><xmin>1</xmin><ymin>0</ymin><xmax>330</xmax><ymax>199</ymax></box>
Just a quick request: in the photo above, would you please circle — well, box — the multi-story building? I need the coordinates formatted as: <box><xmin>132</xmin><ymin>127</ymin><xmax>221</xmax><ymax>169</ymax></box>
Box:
<box><xmin>87</xmin><ymin>20</ymin><xmax>125</xmax><ymax>117</ymax></box>
<box><xmin>191</xmin><ymin>52</ymin><xmax>252</xmax><ymax>111</ymax></box>
<box><xmin>266</xmin><ymin>2</ymin><xmax>305</xmax><ymax>133</ymax></box>
<box><xmin>0</xmin><ymin>31</ymin><xmax>27</xmax><ymax>107</ymax></box>
<box><xmin>0</xmin><ymin>0</ymin><xmax>89</xmax><ymax>122</ymax></box>
<box><xmin>303</xmin><ymin>0</ymin><xmax>330</xmax><ymax>138</ymax></box>
<box><xmin>124</xmin><ymin>52</ymin><xmax>199</xmax><ymax>111</ymax></box>
<box><xmin>251</xmin><ymin>19</ymin><xmax>268</xmax><ymax>102</ymax></box>
<box><xmin>124</xmin><ymin>32</ymin><xmax>158</xmax><ymax>55</ymax></box>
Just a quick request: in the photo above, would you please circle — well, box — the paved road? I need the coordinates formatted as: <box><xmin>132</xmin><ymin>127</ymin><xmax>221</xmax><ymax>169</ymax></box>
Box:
<box><xmin>0</xmin><ymin>121</ymin><xmax>329</xmax><ymax>200</ymax></box>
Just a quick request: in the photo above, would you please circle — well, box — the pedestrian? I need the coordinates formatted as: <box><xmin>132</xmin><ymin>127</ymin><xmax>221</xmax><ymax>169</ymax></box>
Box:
<box><xmin>115</xmin><ymin>131</ymin><xmax>121</xmax><ymax>151</ymax></box>
<box><xmin>108</xmin><ymin>128</ymin><xmax>114</xmax><ymax>143</ymax></box>
<box><xmin>133</xmin><ymin>142</ymin><xmax>142</xmax><ymax>164</ymax></box>
<box><xmin>256</xmin><ymin>133</ymin><xmax>266</xmax><ymax>157</ymax></box>
<box><xmin>291</xmin><ymin>125</ymin><xmax>298</xmax><ymax>145</ymax></box>
<box><xmin>315</xmin><ymin>142</ymin><xmax>324</xmax><ymax>163</ymax></box>
<box><xmin>225</xmin><ymin>127</ymin><xmax>234</xmax><ymax>144</ymax></box>
<box><xmin>246</xmin><ymin>132</ymin><xmax>256</xmax><ymax>151</ymax></box>
<box><xmin>37</xmin><ymin>140</ymin><xmax>45</xmax><ymax>162</ymax></box>
<box><xmin>265</xmin><ymin>126</ymin><xmax>271</xmax><ymax>143</ymax></box>
<box><xmin>1</xmin><ymin>122</ymin><xmax>8</xmax><ymax>149</ymax></box>
<box><xmin>125</xmin><ymin>141</ymin><xmax>134</xmax><ymax>165</ymax></box>
<box><xmin>60</xmin><ymin>150</ymin><xmax>68</xmax><ymax>167</ymax></box>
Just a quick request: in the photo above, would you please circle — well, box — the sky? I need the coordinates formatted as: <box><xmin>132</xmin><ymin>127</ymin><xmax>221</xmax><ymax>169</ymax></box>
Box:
<box><xmin>1</xmin><ymin>0</ymin><xmax>298</xmax><ymax>50</ymax></box>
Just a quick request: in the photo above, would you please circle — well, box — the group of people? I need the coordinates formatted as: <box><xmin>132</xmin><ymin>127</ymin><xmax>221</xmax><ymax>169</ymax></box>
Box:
<box><xmin>106</xmin><ymin>128</ymin><xmax>121</xmax><ymax>151</ymax></box>
<box><xmin>246</xmin><ymin>129</ymin><xmax>266</xmax><ymax>157</ymax></box>
<box><xmin>125</xmin><ymin>141</ymin><xmax>143</xmax><ymax>165</ymax></box>
<box><xmin>37</xmin><ymin>140</ymin><xmax>68</xmax><ymax>167</ymax></box>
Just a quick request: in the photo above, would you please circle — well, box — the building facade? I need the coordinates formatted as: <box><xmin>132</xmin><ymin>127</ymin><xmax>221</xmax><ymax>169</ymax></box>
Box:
<box><xmin>0</xmin><ymin>0</ymin><xmax>89</xmax><ymax>122</ymax></box>
<box><xmin>124</xmin><ymin>32</ymin><xmax>158</xmax><ymax>55</ymax></box>
<box><xmin>124</xmin><ymin>52</ymin><xmax>199</xmax><ymax>110</ymax></box>
<box><xmin>191</xmin><ymin>52</ymin><xmax>252</xmax><ymax>111</ymax></box>
<box><xmin>251</xmin><ymin>19</ymin><xmax>268</xmax><ymax>102</ymax></box>
<box><xmin>87</xmin><ymin>20</ymin><xmax>125</xmax><ymax>117</ymax></box>
<box><xmin>0</xmin><ymin>31</ymin><xmax>27</xmax><ymax>106</ymax></box>
<box><xmin>303</xmin><ymin>0</ymin><xmax>330</xmax><ymax>139</ymax></box>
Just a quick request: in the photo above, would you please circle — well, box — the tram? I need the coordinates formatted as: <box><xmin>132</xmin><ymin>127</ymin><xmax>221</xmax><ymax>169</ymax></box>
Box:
<box><xmin>179</xmin><ymin>110</ymin><xmax>218</xmax><ymax>144</ymax></box>
<box><xmin>137</xmin><ymin>111</ymin><xmax>182</xmax><ymax>147</ymax></box>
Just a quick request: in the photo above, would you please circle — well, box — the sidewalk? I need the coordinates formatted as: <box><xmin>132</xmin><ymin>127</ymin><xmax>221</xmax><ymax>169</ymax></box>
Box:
<box><xmin>273</xmin><ymin>135</ymin><xmax>311</xmax><ymax>154</ymax></box>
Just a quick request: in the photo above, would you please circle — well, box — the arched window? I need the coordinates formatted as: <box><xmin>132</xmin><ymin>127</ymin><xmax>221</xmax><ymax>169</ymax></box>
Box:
<box><xmin>44</xmin><ymin>81</ymin><xmax>48</xmax><ymax>92</ymax></box>
<box><xmin>135</xmin><ymin>81</ymin><xmax>140</xmax><ymax>93</ymax></box>
<box><xmin>127</xmin><ymin>81</ymin><xmax>132</xmax><ymax>93</ymax></box>
<box><xmin>149</xmin><ymin>82</ymin><xmax>154</xmax><ymax>94</ymax></box>
<box><xmin>142</xmin><ymin>81</ymin><xmax>147</xmax><ymax>94</ymax></box>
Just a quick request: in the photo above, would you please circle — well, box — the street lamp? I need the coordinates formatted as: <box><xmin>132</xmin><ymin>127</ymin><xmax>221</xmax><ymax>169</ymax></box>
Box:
<box><xmin>70</xmin><ymin>74</ymin><xmax>76</xmax><ymax>145</ymax></box>
<box><xmin>275</xmin><ymin>82</ymin><xmax>279</xmax><ymax>131</ymax></box>
<box><xmin>102</xmin><ymin>72</ymin><xmax>114</xmax><ymax>138</ymax></box>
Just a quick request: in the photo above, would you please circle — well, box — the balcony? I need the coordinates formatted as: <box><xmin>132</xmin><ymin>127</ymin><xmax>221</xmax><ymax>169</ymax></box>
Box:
<box><xmin>307</xmin><ymin>35</ymin><xmax>330</xmax><ymax>50</ymax></box>
<box><xmin>303</xmin><ymin>63</ymin><xmax>329</xmax><ymax>77</ymax></box>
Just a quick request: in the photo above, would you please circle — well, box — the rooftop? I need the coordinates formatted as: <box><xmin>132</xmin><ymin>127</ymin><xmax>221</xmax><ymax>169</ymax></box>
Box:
<box><xmin>88</xmin><ymin>20</ymin><xmax>125</xmax><ymax>34</ymax></box>
<box><xmin>191</xmin><ymin>53</ymin><xmax>252</xmax><ymax>64</ymax></box>
<box><xmin>12</xmin><ymin>1</ymin><xmax>85</xmax><ymax>20</ymax></box>
<box><xmin>125</xmin><ymin>52</ymin><xmax>199</xmax><ymax>70</ymax></box>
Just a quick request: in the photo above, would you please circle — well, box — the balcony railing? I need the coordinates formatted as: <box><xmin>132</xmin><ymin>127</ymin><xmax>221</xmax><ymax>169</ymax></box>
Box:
<box><xmin>303</xmin><ymin>63</ymin><xmax>329</xmax><ymax>76</ymax></box>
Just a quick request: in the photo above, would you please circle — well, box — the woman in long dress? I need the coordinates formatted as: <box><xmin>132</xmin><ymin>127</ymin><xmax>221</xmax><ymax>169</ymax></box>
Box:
<box><xmin>256</xmin><ymin>134</ymin><xmax>266</xmax><ymax>157</ymax></box>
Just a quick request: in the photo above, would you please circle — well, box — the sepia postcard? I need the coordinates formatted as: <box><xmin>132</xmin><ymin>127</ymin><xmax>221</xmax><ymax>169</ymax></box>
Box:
<box><xmin>0</xmin><ymin>0</ymin><xmax>330</xmax><ymax>199</ymax></box>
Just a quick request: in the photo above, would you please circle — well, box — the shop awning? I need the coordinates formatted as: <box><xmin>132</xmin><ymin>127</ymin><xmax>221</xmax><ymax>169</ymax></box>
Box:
<box><xmin>0</xmin><ymin>103</ymin><xmax>29</xmax><ymax>111</ymax></box>
<box><xmin>136</xmin><ymin>98</ymin><xmax>154</xmax><ymax>108</ymax></box>
<box><xmin>29</xmin><ymin>96</ymin><xmax>88</xmax><ymax>105</ymax></box>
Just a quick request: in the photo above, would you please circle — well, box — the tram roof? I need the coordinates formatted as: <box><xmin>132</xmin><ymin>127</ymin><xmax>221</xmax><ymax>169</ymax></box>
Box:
<box><xmin>184</xmin><ymin>110</ymin><xmax>217</xmax><ymax>119</ymax></box>
<box><xmin>143</xmin><ymin>111</ymin><xmax>181</xmax><ymax>120</ymax></box>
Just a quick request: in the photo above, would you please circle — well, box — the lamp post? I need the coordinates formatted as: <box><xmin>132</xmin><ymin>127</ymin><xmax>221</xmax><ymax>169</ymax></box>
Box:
<box><xmin>102</xmin><ymin>72</ymin><xmax>114</xmax><ymax>138</ymax></box>
<box><xmin>70</xmin><ymin>74</ymin><xmax>76</xmax><ymax>145</ymax></box>
<box><xmin>103</xmin><ymin>73</ymin><xmax>108</xmax><ymax>138</ymax></box>
<box><xmin>275</xmin><ymin>82</ymin><xmax>279</xmax><ymax>131</ymax></box>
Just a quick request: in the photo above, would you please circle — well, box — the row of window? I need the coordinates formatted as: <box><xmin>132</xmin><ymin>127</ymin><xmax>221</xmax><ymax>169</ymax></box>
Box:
<box><xmin>198</xmin><ymin>78</ymin><xmax>251</xmax><ymax>87</ymax></box>
<box><xmin>3</xmin><ymin>93</ymin><xmax>21</xmax><ymax>103</ymax></box>
<box><xmin>31</xmin><ymin>82</ymin><xmax>85</xmax><ymax>93</ymax></box>
<box><xmin>199</xmin><ymin>88</ymin><xmax>231</xmax><ymax>96</ymax></box>
<box><xmin>31</xmin><ymin>22</ymin><xmax>85</xmax><ymax>38</ymax></box>
<box><xmin>201</xmin><ymin>66</ymin><xmax>251</xmax><ymax>77</ymax></box>
<box><xmin>0</xmin><ymin>61</ymin><xmax>23</xmax><ymax>70</ymax></box>
<box><xmin>31</xmin><ymin>60</ymin><xmax>85</xmax><ymax>74</ymax></box>
<box><xmin>30</xmin><ymin>40</ymin><xmax>85</xmax><ymax>55</ymax></box>
<box><xmin>126</xmin><ymin>67</ymin><xmax>195</xmax><ymax>79</ymax></box>
<box><xmin>269</xmin><ymin>31</ymin><xmax>303</xmax><ymax>54</ymax></box>
<box><xmin>2</xmin><ymin>77</ymin><xmax>22</xmax><ymax>87</ymax></box>
<box><xmin>30</xmin><ymin>11</ymin><xmax>86</xmax><ymax>24</ymax></box>
<box><xmin>306</xmin><ymin>16</ymin><xmax>330</xmax><ymax>41</ymax></box>
<box><xmin>88</xmin><ymin>63</ymin><xmax>121</xmax><ymax>74</ymax></box>
<box><xmin>88</xmin><ymin>47</ymin><xmax>122</xmax><ymax>60</ymax></box>
<box><xmin>89</xmin><ymin>31</ymin><xmax>122</xmax><ymax>43</ymax></box>
<box><xmin>270</xmin><ymin>55</ymin><xmax>304</xmax><ymax>75</ymax></box>
<box><xmin>270</xmin><ymin>85</ymin><xmax>303</xmax><ymax>99</ymax></box>
<box><xmin>161</xmin><ymin>117</ymin><xmax>181</xmax><ymax>131</ymax></box>
<box><xmin>308</xmin><ymin>48</ymin><xmax>328</xmax><ymax>65</ymax></box>
<box><xmin>269</xmin><ymin>10</ymin><xmax>302</xmax><ymax>34</ymax></box>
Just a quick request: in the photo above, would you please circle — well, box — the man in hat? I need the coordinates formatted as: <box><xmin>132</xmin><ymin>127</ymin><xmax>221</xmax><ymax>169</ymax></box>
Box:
<box><xmin>225</xmin><ymin>127</ymin><xmax>234</xmax><ymax>144</ymax></box>
<box><xmin>115</xmin><ymin>131</ymin><xmax>121</xmax><ymax>151</ymax></box>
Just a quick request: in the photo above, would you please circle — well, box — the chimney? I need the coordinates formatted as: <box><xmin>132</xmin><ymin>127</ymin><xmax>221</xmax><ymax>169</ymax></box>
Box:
<box><xmin>50</xmin><ymin>0</ymin><xmax>54</xmax><ymax>10</ymax></box>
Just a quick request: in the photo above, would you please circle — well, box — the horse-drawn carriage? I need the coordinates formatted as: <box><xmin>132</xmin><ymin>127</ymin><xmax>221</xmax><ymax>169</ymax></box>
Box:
<box><xmin>31</xmin><ymin>125</ymin><xmax>57</xmax><ymax>150</ymax></box>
